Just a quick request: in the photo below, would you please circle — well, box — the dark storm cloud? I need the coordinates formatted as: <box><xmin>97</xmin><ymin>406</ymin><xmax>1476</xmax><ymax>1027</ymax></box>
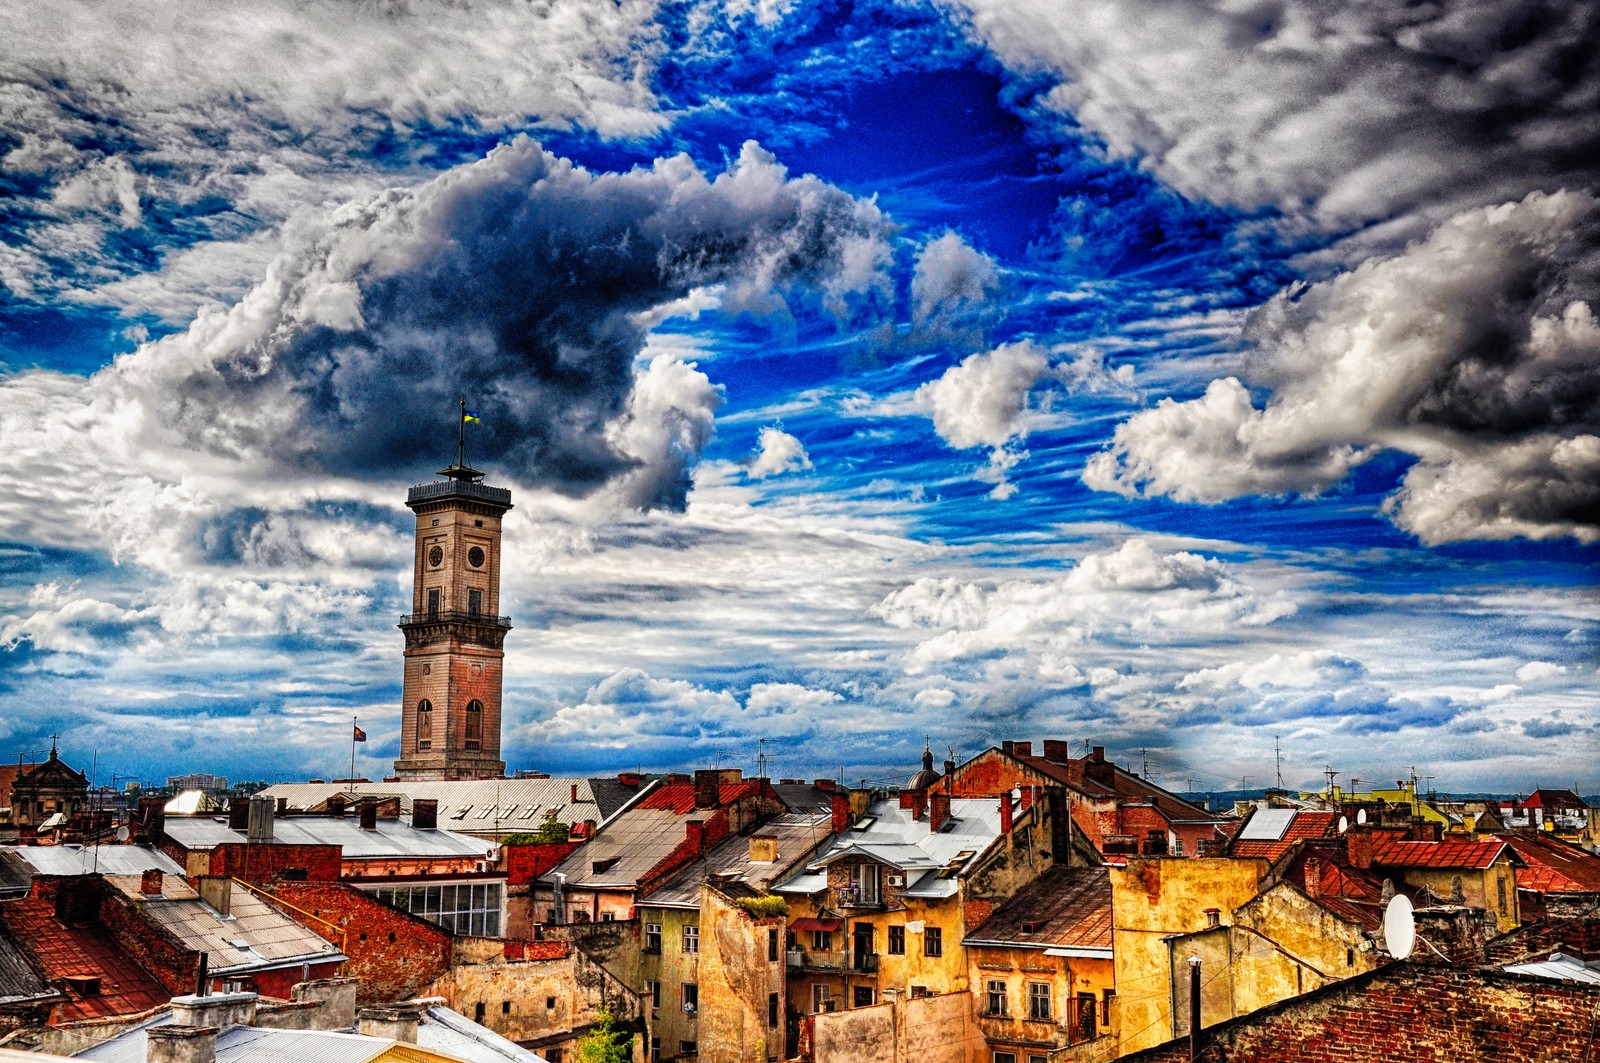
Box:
<box><xmin>106</xmin><ymin>138</ymin><xmax>895</xmax><ymax>509</ymax></box>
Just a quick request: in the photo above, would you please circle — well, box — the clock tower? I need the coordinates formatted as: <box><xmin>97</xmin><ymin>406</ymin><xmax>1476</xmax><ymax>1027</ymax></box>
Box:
<box><xmin>394</xmin><ymin>451</ymin><xmax>512</xmax><ymax>781</ymax></box>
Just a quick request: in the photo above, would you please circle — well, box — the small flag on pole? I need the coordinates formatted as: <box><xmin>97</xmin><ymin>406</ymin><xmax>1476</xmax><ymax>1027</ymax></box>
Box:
<box><xmin>462</xmin><ymin>409</ymin><xmax>482</xmax><ymax>424</ymax></box>
<box><xmin>353</xmin><ymin>725</ymin><xmax>368</xmax><ymax>743</ymax></box>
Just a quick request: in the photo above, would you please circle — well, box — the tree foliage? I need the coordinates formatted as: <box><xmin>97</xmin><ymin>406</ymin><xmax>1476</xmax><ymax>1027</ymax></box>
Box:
<box><xmin>574</xmin><ymin>1005</ymin><xmax>632</xmax><ymax>1063</ymax></box>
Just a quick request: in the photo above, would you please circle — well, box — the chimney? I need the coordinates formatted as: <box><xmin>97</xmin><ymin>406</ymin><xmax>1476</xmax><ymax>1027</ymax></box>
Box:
<box><xmin>1084</xmin><ymin>746</ymin><xmax>1115</xmax><ymax>787</ymax></box>
<box><xmin>693</xmin><ymin>770</ymin><xmax>721</xmax><ymax>810</ymax></box>
<box><xmin>618</xmin><ymin>772</ymin><xmax>642</xmax><ymax>787</ymax></box>
<box><xmin>276</xmin><ymin>797</ymin><xmax>288</xmax><ymax>814</ymax></box>
<box><xmin>929</xmin><ymin>792</ymin><xmax>951</xmax><ymax>834</ymax></box>
<box><xmin>570</xmin><ymin>783</ymin><xmax>580</xmax><ymax>805</ymax></box>
<box><xmin>944</xmin><ymin>758</ymin><xmax>956</xmax><ymax>779</ymax></box>
<box><xmin>685</xmin><ymin>820</ymin><xmax>705</xmax><ymax>854</ymax></box>
<box><xmin>1347</xmin><ymin>828</ymin><xmax>1374</xmax><ymax>869</ymax></box>
<box><xmin>358</xmin><ymin>798</ymin><xmax>378</xmax><ymax>831</ymax></box>
<box><xmin>327</xmin><ymin>795</ymin><xmax>347</xmax><ymax>817</ymax></box>
<box><xmin>814</xmin><ymin>779</ymin><xmax>835</xmax><ymax>793</ymax></box>
<box><xmin>1019</xmin><ymin>786</ymin><xmax>1035</xmax><ymax>812</ymax></box>
<box><xmin>198</xmin><ymin>876</ymin><xmax>232</xmax><ymax>917</ymax></box>
<box><xmin>146</xmin><ymin>1024</ymin><xmax>218</xmax><ymax>1063</ymax></box>
<box><xmin>357</xmin><ymin>1001</ymin><xmax>429</xmax><ymax>1044</ymax></box>
<box><xmin>911</xmin><ymin>791</ymin><xmax>927</xmax><ymax>821</ymax></box>
<box><xmin>227</xmin><ymin>798</ymin><xmax>250</xmax><ymax>832</ymax></box>
<box><xmin>412</xmin><ymin>799</ymin><xmax>438</xmax><ymax>830</ymax></box>
<box><xmin>749</xmin><ymin>835</ymin><xmax>778</xmax><ymax>863</ymax></box>
<box><xmin>1303</xmin><ymin>856</ymin><xmax>1321</xmax><ymax>898</ymax></box>
<box><xmin>831</xmin><ymin>794</ymin><xmax>851</xmax><ymax>834</ymax></box>
<box><xmin>1014</xmin><ymin>741</ymin><xmax>1032</xmax><ymax>757</ymax></box>
<box><xmin>246</xmin><ymin>795</ymin><xmax>274</xmax><ymax>843</ymax></box>
<box><xmin>141</xmin><ymin>868</ymin><xmax>165</xmax><ymax>896</ymax></box>
<box><xmin>171</xmin><ymin>990</ymin><xmax>259</xmax><ymax>1031</ymax></box>
<box><xmin>999</xmin><ymin>794</ymin><xmax>1013</xmax><ymax>834</ymax></box>
<box><xmin>1042</xmin><ymin>740</ymin><xmax>1072</xmax><ymax>764</ymax></box>
<box><xmin>1001</xmin><ymin>740</ymin><xmax>1015</xmax><ymax>756</ymax></box>
<box><xmin>137</xmin><ymin>797</ymin><xmax>166</xmax><ymax>846</ymax></box>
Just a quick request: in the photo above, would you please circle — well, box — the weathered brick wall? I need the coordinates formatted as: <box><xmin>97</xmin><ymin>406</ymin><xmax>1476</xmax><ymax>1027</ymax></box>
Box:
<box><xmin>259</xmin><ymin>881</ymin><xmax>451</xmax><ymax>1004</ymax></box>
<box><xmin>1123</xmin><ymin>963</ymin><xmax>1600</xmax><ymax>1062</ymax></box>
<box><xmin>504</xmin><ymin>841</ymin><xmax>583</xmax><ymax>886</ymax></box>
<box><xmin>208</xmin><ymin>842</ymin><xmax>343</xmax><ymax>883</ymax></box>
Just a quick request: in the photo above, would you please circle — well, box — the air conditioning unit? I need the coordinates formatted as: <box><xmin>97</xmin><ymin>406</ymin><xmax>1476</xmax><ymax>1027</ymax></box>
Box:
<box><xmin>886</xmin><ymin>874</ymin><xmax>905</xmax><ymax>887</ymax></box>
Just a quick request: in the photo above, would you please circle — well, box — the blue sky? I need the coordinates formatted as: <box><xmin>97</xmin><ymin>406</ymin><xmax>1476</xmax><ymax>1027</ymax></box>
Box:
<box><xmin>0</xmin><ymin>0</ymin><xmax>1596</xmax><ymax>795</ymax></box>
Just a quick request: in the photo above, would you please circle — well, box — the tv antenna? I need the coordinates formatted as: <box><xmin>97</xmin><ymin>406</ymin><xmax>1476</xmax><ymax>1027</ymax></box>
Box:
<box><xmin>1274</xmin><ymin>736</ymin><xmax>1284</xmax><ymax>789</ymax></box>
<box><xmin>1322</xmin><ymin>766</ymin><xmax>1339</xmax><ymax>801</ymax></box>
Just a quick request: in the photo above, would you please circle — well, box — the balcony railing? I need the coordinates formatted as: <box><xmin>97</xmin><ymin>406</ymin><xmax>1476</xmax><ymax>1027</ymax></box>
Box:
<box><xmin>407</xmin><ymin>480</ymin><xmax>512</xmax><ymax>507</ymax></box>
<box><xmin>836</xmin><ymin>887</ymin><xmax>883</xmax><ymax>909</ymax></box>
<box><xmin>852</xmin><ymin>952</ymin><xmax>879</xmax><ymax>973</ymax></box>
<box><xmin>399</xmin><ymin>611</ymin><xmax>512</xmax><ymax>628</ymax></box>
<box><xmin>786</xmin><ymin>950</ymin><xmax>845</xmax><ymax>971</ymax></box>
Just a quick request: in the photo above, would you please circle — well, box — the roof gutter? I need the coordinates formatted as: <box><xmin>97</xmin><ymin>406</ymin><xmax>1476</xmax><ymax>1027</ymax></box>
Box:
<box><xmin>1042</xmin><ymin>946</ymin><xmax>1113</xmax><ymax>959</ymax></box>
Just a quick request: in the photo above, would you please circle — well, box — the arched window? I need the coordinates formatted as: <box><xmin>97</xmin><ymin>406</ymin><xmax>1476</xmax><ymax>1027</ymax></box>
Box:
<box><xmin>416</xmin><ymin>700</ymin><xmax>433</xmax><ymax>750</ymax></box>
<box><xmin>465</xmin><ymin>700</ymin><xmax>483</xmax><ymax>750</ymax></box>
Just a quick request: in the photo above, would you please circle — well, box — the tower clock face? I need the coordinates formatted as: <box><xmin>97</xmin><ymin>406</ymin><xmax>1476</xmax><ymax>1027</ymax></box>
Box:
<box><xmin>428</xmin><ymin>546</ymin><xmax>443</xmax><ymax>567</ymax></box>
<box><xmin>468</xmin><ymin>546</ymin><xmax>485</xmax><ymax>568</ymax></box>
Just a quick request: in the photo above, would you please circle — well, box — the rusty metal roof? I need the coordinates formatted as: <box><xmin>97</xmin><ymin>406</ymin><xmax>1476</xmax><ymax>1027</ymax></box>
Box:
<box><xmin>962</xmin><ymin>866</ymin><xmax>1111</xmax><ymax>951</ymax></box>
<box><xmin>105</xmin><ymin>877</ymin><xmax>344</xmax><ymax>975</ymax></box>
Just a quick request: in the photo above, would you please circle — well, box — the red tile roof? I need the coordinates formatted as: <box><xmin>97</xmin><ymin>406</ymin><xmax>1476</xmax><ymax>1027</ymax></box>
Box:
<box><xmin>1229</xmin><ymin>810</ymin><xmax>1341</xmax><ymax>862</ymax></box>
<box><xmin>636</xmin><ymin>782</ymin><xmax>754</xmax><ymax>814</ymax></box>
<box><xmin>1370</xmin><ymin>834</ymin><xmax>1511</xmax><ymax>870</ymax></box>
<box><xmin>1501</xmin><ymin>832</ymin><xmax>1600</xmax><ymax>893</ymax></box>
<box><xmin>1012</xmin><ymin>753</ymin><xmax>1218</xmax><ymax>824</ymax></box>
<box><xmin>0</xmin><ymin>899</ymin><xmax>168</xmax><ymax>1021</ymax></box>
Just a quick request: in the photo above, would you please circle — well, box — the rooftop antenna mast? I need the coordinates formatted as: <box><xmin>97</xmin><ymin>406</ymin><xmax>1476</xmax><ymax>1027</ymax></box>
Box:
<box><xmin>1274</xmin><ymin>736</ymin><xmax>1284</xmax><ymax>789</ymax></box>
<box><xmin>755</xmin><ymin>739</ymin><xmax>769</xmax><ymax>781</ymax></box>
<box><xmin>1323</xmin><ymin>766</ymin><xmax>1339</xmax><ymax>802</ymax></box>
<box><xmin>1140</xmin><ymin>748</ymin><xmax>1150</xmax><ymax>779</ymax></box>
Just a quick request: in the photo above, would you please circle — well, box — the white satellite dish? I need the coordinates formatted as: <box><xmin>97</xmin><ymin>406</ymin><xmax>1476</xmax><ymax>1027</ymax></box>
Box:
<box><xmin>1356</xmin><ymin>808</ymin><xmax>1367</xmax><ymax>825</ymax></box>
<box><xmin>1337</xmin><ymin>815</ymin><xmax>1349</xmax><ymax>834</ymax></box>
<box><xmin>1383</xmin><ymin>894</ymin><xmax>1415</xmax><ymax>960</ymax></box>
<box><xmin>116</xmin><ymin>826</ymin><xmax>130</xmax><ymax>842</ymax></box>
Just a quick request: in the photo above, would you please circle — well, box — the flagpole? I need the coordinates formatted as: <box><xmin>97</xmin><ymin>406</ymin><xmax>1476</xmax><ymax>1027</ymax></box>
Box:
<box><xmin>349</xmin><ymin>716</ymin><xmax>357</xmax><ymax>787</ymax></box>
<box><xmin>457</xmin><ymin>398</ymin><xmax>467</xmax><ymax>469</ymax></box>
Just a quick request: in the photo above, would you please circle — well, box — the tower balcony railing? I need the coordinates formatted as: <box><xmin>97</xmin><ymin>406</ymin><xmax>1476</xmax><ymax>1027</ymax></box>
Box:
<box><xmin>407</xmin><ymin>480</ymin><xmax>512</xmax><ymax>507</ymax></box>
<box><xmin>399</xmin><ymin>610</ymin><xmax>512</xmax><ymax>628</ymax></box>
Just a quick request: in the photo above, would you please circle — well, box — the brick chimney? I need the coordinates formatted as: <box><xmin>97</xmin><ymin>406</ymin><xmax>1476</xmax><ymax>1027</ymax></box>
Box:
<box><xmin>831</xmin><ymin>794</ymin><xmax>851</xmax><ymax>834</ymax></box>
<box><xmin>227</xmin><ymin>798</ymin><xmax>250</xmax><ymax>831</ymax></box>
<box><xmin>357</xmin><ymin>1001</ymin><xmax>430</xmax><ymax>1044</ymax></box>
<box><xmin>171</xmin><ymin>990</ymin><xmax>258</xmax><ymax>1030</ymax></box>
<box><xmin>1001</xmin><ymin>740</ymin><xmax>1015</xmax><ymax>755</ymax></box>
<box><xmin>412</xmin><ymin>799</ymin><xmax>438</xmax><ymax>830</ymax></box>
<box><xmin>147</xmin><ymin>1024</ymin><xmax>218</xmax><ymax>1063</ymax></box>
<box><xmin>1303</xmin><ymin>856</ymin><xmax>1321</xmax><ymax>898</ymax></box>
<box><xmin>136</xmin><ymin>797</ymin><xmax>166</xmax><ymax>846</ymax></box>
<box><xmin>944</xmin><ymin>758</ymin><xmax>956</xmax><ymax>779</ymax></box>
<box><xmin>685</xmin><ymin>820</ymin><xmax>705</xmax><ymax>854</ymax></box>
<box><xmin>694</xmin><ymin>770</ymin><xmax>721</xmax><ymax>811</ymax></box>
<box><xmin>999</xmin><ymin>794</ymin><xmax>1013</xmax><ymax>834</ymax></box>
<box><xmin>327</xmin><ymin>795</ymin><xmax>347</xmax><ymax>817</ymax></box>
<box><xmin>570</xmin><ymin>783</ymin><xmax>580</xmax><ymax>805</ymax></box>
<box><xmin>911</xmin><ymin>791</ymin><xmax>927</xmax><ymax>821</ymax></box>
<box><xmin>814</xmin><ymin>778</ymin><xmax>835</xmax><ymax>793</ymax></box>
<box><xmin>1019</xmin><ymin>786</ymin><xmax>1035</xmax><ymax>812</ymax></box>
<box><xmin>1042</xmin><ymin>740</ymin><xmax>1072</xmax><ymax>764</ymax></box>
<box><xmin>141</xmin><ymin>869</ymin><xmax>165</xmax><ymax>896</ymax></box>
<box><xmin>1347</xmin><ymin>828</ymin><xmax>1374</xmax><ymax>869</ymax></box>
<box><xmin>198</xmin><ymin>876</ymin><xmax>232</xmax><ymax>917</ymax></box>
<box><xmin>357</xmin><ymin>798</ymin><xmax>378</xmax><ymax>831</ymax></box>
<box><xmin>929</xmin><ymin>792</ymin><xmax>951</xmax><ymax>834</ymax></box>
<box><xmin>1013</xmin><ymin>741</ymin><xmax>1032</xmax><ymax>757</ymax></box>
<box><xmin>1084</xmin><ymin>747</ymin><xmax>1115</xmax><ymax>787</ymax></box>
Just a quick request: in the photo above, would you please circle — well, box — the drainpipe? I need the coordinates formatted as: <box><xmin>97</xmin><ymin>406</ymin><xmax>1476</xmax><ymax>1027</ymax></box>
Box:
<box><xmin>1188</xmin><ymin>956</ymin><xmax>1201</xmax><ymax>1062</ymax></box>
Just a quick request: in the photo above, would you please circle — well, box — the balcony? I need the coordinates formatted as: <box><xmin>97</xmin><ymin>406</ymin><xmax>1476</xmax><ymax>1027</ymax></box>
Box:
<box><xmin>835</xmin><ymin>887</ymin><xmax>884</xmax><ymax>910</ymax></box>
<box><xmin>400</xmin><ymin>610</ymin><xmax>512</xmax><ymax>628</ymax></box>
<box><xmin>786</xmin><ymin>949</ymin><xmax>845</xmax><ymax>972</ymax></box>
<box><xmin>407</xmin><ymin>479</ymin><xmax>513</xmax><ymax>508</ymax></box>
<box><xmin>852</xmin><ymin>952</ymin><xmax>879</xmax><ymax>974</ymax></box>
<box><xmin>975</xmin><ymin>1013</ymin><xmax>1067</xmax><ymax>1051</ymax></box>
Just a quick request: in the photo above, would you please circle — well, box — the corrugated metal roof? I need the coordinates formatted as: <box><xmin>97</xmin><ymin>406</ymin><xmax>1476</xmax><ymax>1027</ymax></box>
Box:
<box><xmin>547</xmin><ymin>807</ymin><xmax>690</xmax><ymax>889</ymax></box>
<box><xmin>775</xmin><ymin>797</ymin><xmax>1002</xmax><ymax>901</ymax></box>
<box><xmin>105</xmin><ymin>877</ymin><xmax>343</xmax><ymax>974</ymax></box>
<box><xmin>1503</xmin><ymin>952</ymin><xmax>1600</xmax><ymax>983</ymax></box>
<box><xmin>75</xmin><ymin>1021</ymin><xmax>397</xmax><ymax>1063</ymax></box>
<box><xmin>8</xmin><ymin>844</ymin><xmax>184</xmax><ymax>878</ymax></box>
<box><xmin>162</xmin><ymin>816</ymin><xmax>492</xmax><ymax>861</ymax></box>
<box><xmin>259</xmin><ymin>777</ymin><xmax>643</xmax><ymax>836</ymax></box>
<box><xmin>419</xmin><ymin>1005</ymin><xmax>549</xmax><ymax>1062</ymax></box>
<box><xmin>0</xmin><ymin>927</ymin><xmax>53</xmax><ymax>1005</ymax></box>
<box><xmin>645</xmin><ymin>813</ymin><xmax>833</xmax><ymax>907</ymax></box>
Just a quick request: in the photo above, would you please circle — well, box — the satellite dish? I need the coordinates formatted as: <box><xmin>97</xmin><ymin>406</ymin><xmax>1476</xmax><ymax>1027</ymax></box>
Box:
<box><xmin>1337</xmin><ymin>816</ymin><xmax>1348</xmax><ymax>834</ymax></box>
<box><xmin>1383</xmin><ymin>894</ymin><xmax>1415</xmax><ymax>960</ymax></box>
<box><xmin>116</xmin><ymin>826</ymin><xmax>130</xmax><ymax>842</ymax></box>
<box><xmin>1356</xmin><ymin>808</ymin><xmax>1368</xmax><ymax>825</ymax></box>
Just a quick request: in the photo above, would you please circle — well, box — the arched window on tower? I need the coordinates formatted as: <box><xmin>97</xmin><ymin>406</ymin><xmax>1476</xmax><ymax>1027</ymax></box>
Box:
<box><xmin>465</xmin><ymin>700</ymin><xmax>483</xmax><ymax>751</ymax></box>
<box><xmin>416</xmin><ymin>700</ymin><xmax>433</xmax><ymax>751</ymax></box>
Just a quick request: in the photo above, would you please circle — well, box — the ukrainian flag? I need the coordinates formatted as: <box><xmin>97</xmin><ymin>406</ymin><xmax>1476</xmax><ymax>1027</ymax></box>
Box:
<box><xmin>463</xmin><ymin>409</ymin><xmax>482</xmax><ymax>424</ymax></box>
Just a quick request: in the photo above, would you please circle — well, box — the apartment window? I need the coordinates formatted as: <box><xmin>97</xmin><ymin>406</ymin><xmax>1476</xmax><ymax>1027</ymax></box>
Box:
<box><xmin>464</xmin><ymin>700</ymin><xmax>483</xmax><ymax>750</ymax></box>
<box><xmin>501</xmin><ymin>1000</ymin><xmax>511</xmax><ymax>1016</ymax></box>
<box><xmin>644</xmin><ymin>923</ymin><xmax>662</xmax><ymax>953</ymax></box>
<box><xmin>683</xmin><ymin>924</ymin><xmax>700</xmax><ymax>953</ymax></box>
<box><xmin>650</xmin><ymin>1037</ymin><xmax>660</xmax><ymax>1063</ymax></box>
<box><xmin>812</xmin><ymin>984</ymin><xmax>831</xmax><ymax>1013</ymax></box>
<box><xmin>682</xmin><ymin>983</ymin><xmax>699</xmax><ymax>1012</ymax></box>
<box><xmin>768</xmin><ymin>992</ymin><xmax>780</xmax><ymax>1026</ymax></box>
<box><xmin>372</xmin><ymin>881</ymin><xmax>502</xmax><ymax>936</ymax></box>
<box><xmin>468</xmin><ymin>589</ymin><xmax>483</xmax><ymax>616</ymax></box>
<box><xmin>812</xmin><ymin>929</ymin><xmax>832</xmax><ymax>951</ymax></box>
<box><xmin>645</xmin><ymin>981</ymin><xmax>661</xmax><ymax>1009</ymax></box>
<box><xmin>1497</xmin><ymin>877</ymin><xmax>1508</xmax><ymax>914</ymax></box>
<box><xmin>924</xmin><ymin>927</ymin><xmax>942</xmax><ymax>958</ymax></box>
<box><xmin>416</xmin><ymin>700</ymin><xmax>432</xmax><ymax>750</ymax></box>
<box><xmin>768</xmin><ymin>928</ymin><xmax>780</xmax><ymax>962</ymax></box>
<box><xmin>1347</xmin><ymin>947</ymin><xmax>1356</xmax><ymax>966</ymax></box>
<box><xmin>601</xmin><ymin>912</ymin><xmax>614</xmax><ymax>922</ymax></box>
<box><xmin>474</xmin><ymin>1002</ymin><xmax>486</xmax><ymax>1022</ymax></box>
<box><xmin>1102</xmin><ymin>989</ymin><xmax>1115</xmax><ymax>1025</ymax></box>
<box><xmin>1028</xmin><ymin>982</ymin><xmax>1051</xmax><ymax>1021</ymax></box>
<box><xmin>1172</xmin><ymin>835</ymin><xmax>1184</xmax><ymax>856</ymax></box>
<box><xmin>887</xmin><ymin>925</ymin><xmax>905</xmax><ymax>955</ymax></box>
<box><xmin>853</xmin><ymin>986</ymin><xmax>875</xmax><ymax>1008</ymax></box>
<box><xmin>992</xmin><ymin>1053</ymin><xmax>1017</xmax><ymax>1063</ymax></box>
<box><xmin>986</xmin><ymin>980</ymin><xmax>1007</xmax><ymax>1017</ymax></box>
<box><xmin>1029</xmin><ymin>1057</ymin><xmax>1048</xmax><ymax>1063</ymax></box>
<box><xmin>680</xmin><ymin>1043</ymin><xmax>697</xmax><ymax>1057</ymax></box>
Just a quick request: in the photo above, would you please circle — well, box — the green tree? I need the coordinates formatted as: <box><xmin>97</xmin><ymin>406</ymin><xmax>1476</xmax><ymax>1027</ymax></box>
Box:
<box><xmin>574</xmin><ymin>1004</ymin><xmax>632</xmax><ymax>1063</ymax></box>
